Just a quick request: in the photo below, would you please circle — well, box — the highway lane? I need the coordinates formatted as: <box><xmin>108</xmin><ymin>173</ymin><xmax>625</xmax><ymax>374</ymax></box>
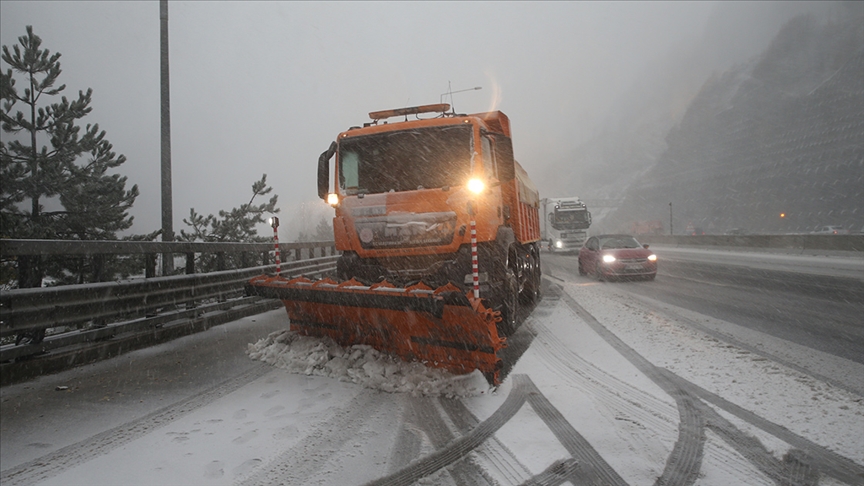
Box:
<box><xmin>3</xmin><ymin>248</ymin><xmax>864</xmax><ymax>485</ymax></box>
<box><xmin>542</xmin><ymin>248</ymin><xmax>864</xmax><ymax>366</ymax></box>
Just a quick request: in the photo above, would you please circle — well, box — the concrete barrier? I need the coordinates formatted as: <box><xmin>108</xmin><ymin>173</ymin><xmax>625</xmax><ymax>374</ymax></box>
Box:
<box><xmin>637</xmin><ymin>234</ymin><xmax>864</xmax><ymax>252</ymax></box>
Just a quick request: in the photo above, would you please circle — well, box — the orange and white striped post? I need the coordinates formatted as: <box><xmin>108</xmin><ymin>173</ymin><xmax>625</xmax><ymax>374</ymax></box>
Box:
<box><xmin>470</xmin><ymin>218</ymin><xmax>479</xmax><ymax>299</ymax></box>
<box><xmin>269</xmin><ymin>216</ymin><xmax>280</xmax><ymax>275</ymax></box>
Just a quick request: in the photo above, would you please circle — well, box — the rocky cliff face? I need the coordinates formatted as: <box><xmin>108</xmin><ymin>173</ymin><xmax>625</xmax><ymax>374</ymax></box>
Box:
<box><xmin>606</xmin><ymin>11</ymin><xmax>864</xmax><ymax>234</ymax></box>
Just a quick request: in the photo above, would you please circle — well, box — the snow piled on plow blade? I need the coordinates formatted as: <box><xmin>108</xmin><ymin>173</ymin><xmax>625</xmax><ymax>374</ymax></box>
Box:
<box><xmin>246</xmin><ymin>274</ymin><xmax>506</xmax><ymax>384</ymax></box>
<box><xmin>247</xmin><ymin>329</ymin><xmax>492</xmax><ymax>398</ymax></box>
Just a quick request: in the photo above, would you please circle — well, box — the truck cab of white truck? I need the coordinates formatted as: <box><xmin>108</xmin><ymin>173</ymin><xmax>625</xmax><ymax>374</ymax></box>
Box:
<box><xmin>540</xmin><ymin>197</ymin><xmax>592</xmax><ymax>252</ymax></box>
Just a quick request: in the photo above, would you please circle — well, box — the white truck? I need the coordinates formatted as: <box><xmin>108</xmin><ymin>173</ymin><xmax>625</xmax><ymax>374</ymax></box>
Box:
<box><xmin>540</xmin><ymin>197</ymin><xmax>591</xmax><ymax>252</ymax></box>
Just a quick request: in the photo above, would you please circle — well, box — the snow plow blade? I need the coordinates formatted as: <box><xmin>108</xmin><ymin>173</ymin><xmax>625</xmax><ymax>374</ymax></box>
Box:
<box><xmin>246</xmin><ymin>275</ymin><xmax>506</xmax><ymax>384</ymax></box>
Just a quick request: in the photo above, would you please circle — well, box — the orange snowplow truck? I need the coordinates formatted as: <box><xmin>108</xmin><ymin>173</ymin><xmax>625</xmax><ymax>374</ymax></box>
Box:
<box><xmin>248</xmin><ymin>103</ymin><xmax>541</xmax><ymax>383</ymax></box>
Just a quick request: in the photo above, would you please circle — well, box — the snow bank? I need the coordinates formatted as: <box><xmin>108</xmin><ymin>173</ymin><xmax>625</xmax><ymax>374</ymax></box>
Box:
<box><xmin>247</xmin><ymin>330</ymin><xmax>491</xmax><ymax>398</ymax></box>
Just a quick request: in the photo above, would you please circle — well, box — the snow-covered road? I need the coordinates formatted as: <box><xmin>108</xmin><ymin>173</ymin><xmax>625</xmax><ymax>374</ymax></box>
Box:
<box><xmin>2</xmin><ymin>249</ymin><xmax>863</xmax><ymax>485</ymax></box>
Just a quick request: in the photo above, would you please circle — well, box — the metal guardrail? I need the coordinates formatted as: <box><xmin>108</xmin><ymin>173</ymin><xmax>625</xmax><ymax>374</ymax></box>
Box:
<box><xmin>0</xmin><ymin>257</ymin><xmax>337</xmax><ymax>339</ymax></box>
<box><xmin>637</xmin><ymin>234</ymin><xmax>864</xmax><ymax>252</ymax></box>
<box><xmin>0</xmin><ymin>239</ymin><xmax>338</xmax><ymax>358</ymax></box>
<box><xmin>0</xmin><ymin>238</ymin><xmax>337</xmax><ymax>256</ymax></box>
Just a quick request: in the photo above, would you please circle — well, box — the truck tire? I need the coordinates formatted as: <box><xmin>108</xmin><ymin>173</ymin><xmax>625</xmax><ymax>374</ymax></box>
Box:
<box><xmin>522</xmin><ymin>245</ymin><xmax>541</xmax><ymax>304</ymax></box>
<box><xmin>497</xmin><ymin>267</ymin><xmax>519</xmax><ymax>337</ymax></box>
<box><xmin>533</xmin><ymin>248</ymin><xmax>542</xmax><ymax>302</ymax></box>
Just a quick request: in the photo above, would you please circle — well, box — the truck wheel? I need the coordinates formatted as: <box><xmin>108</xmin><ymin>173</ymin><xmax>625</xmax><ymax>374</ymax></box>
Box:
<box><xmin>497</xmin><ymin>268</ymin><xmax>519</xmax><ymax>337</ymax></box>
<box><xmin>533</xmin><ymin>253</ymin><xmax>542</xmax><ymax>302</ymax></box>
<box><xmin>520</xmin><ymin>251</ymin><xmax>539</xmax><ymax>305</ymax></box>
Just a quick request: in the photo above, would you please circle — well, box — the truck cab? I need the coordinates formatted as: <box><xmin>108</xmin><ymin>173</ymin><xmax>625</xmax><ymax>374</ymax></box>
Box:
<box><xmin>317</xmin><ymin>104</ymin><xmax>541</xmax><ymax>334</ymax></box>
<box><xmin>540</xmin><ymin>197</ymin><xmax>592</xmax><ymax>252</ymax></box>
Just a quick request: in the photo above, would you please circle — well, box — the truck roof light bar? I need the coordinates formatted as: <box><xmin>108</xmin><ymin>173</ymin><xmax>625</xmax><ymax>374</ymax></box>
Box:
<box><xmin>369</xmin><ymin>103</ymin><xmax>451</xmax><ymax>121</ymax></box>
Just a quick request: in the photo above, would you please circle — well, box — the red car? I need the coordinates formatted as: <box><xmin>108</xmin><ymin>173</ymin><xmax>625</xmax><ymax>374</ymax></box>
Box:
<box><xmin>578</xmin><ymin>234</ymin><xmax>657</xmax><ymax>281</ymax></box>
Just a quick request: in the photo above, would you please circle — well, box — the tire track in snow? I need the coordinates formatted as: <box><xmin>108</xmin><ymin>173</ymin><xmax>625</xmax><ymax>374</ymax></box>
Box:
<box><xmin>438</xmin><ymin>397</ymin><xmax>534</xmax><ymax>485</ymax></box>
<box><xmin>617</xmin><ymin>288</ymin><xmax>864</xmax><ymax>397</ymax></box>
<box><xmin>365</xmin><ymin>375</ymin><xmax>626</xmax><ymax>486</ymax></box>
<box><xmin>666</xmin><ymin>371</ymin><xmax>864</xmax><ymax>486</ymax></box>
<box><xmin>236</xmin><ymin>388</ymin><xmax>392</xmax><ymax>486</ymax></box>
<box><xmin>531</xmin><ymin>316</ymin><xmax>679</xmax><ymax>441</ymax></box>
<box><xmin>556</xmin><ymin>280</ymin><xmax>864</xmax><ymax>486</ymax></box>
<box><xmin>0</xmin><ymin>363</ymin><xmax>275</xmax><ymax>486</ymax></box>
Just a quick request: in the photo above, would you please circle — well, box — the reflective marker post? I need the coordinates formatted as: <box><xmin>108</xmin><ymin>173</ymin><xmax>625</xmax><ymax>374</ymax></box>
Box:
<box><xmin>269</xmin><ymin>216</ymin><xmax>280</xmax><ymax>275</ymax></box>
<box><xmin>471</xmin><ymin>218</ymin><xmax>479</xmax><ymax>299</ymax></box>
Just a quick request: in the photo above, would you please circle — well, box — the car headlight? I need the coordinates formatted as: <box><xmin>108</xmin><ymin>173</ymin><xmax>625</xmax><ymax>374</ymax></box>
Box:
<box><xmin>602</xmin><ymin>255</ymin><xmax>616</xmax><ymax>263</ymax></box>
<box><xmin>467</xmin><ymin>178</ymin><xmax>485</xmax><ymax>194</ymax></box>
<box><xmin>555</xmin><ymin>240</ymin><xmax>563</xmax><ymax>248</ymax></box>
<box><xmin>327</xmin><ymin>193</ymin><xmax>339</xmax><ymax>206</ymax></box>
<box><xmin>647</xmin><ymin>254</ymin><xmax>657</xmax><ymax>261</ymax></box>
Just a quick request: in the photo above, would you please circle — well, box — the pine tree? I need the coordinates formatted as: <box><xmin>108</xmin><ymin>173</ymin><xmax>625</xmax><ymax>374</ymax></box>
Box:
<box><xmin>180</xmin><ymin>174</ymin><xmax>279</xmax><ymax>272</ymax></box>
<box><xmin>314</xmin><ymin>216</ymin><xmax>332</xmax><ymax>240</ymax></box>
<box><xmin>1</xmin><ymin>26</ymin><xmax>139</xmax><ymax>287</ymax></box>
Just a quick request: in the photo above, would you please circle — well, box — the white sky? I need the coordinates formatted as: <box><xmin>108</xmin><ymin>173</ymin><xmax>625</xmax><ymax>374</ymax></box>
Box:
<box><xmin>0</xmin><ymin>1</ymin><xmax>831</xmax><ymax>239</ymax></box>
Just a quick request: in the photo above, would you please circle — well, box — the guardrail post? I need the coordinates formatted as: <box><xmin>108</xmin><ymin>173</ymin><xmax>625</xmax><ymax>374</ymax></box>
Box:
<box><xmin>185</xmin><ymin>252</ymin><xmax>197</xmax><ymax>309</ymax></box>
<box><xmin>262</xmin><ymin>250</ymin><xmax>269</xmax><ymax>266</ymax></box>
<box><xmin>145</xmin><ymin>253</ymin><xmax>157</xmax><ymax>278</ymax></box>
<box><xmin>185</xmin><ymin>252</ymin><xmax>195</xmax><ymax>274</ymax></box>
<box><xmin>216</xmin><ymin>252</ymin><xmax>225</xmax><ymax>271</ymax></box>
<box><xmin>294</xmin><ymin>248</ymin><xmax>301</xmax><ymax>261</ymax></box>
<box><xmin>93</xmin><ymin>254</ymin><xmax>105</xmax><ymax>282</ymax></box>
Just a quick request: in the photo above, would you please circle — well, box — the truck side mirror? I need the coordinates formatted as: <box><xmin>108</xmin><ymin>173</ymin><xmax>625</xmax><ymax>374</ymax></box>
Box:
<box><xmin>318</xmin><ymin>141</ymin><xmax>337</xmax><ymax>200</ymax></box>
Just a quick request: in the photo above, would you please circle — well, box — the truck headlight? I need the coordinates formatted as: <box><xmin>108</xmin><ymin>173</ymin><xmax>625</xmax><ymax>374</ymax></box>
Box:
<box><xmin>555</xmin><ymin>240</ymin><xmax>563</xmax><ymax>248</ymax></box>
<box><xmin>602</xmin><ymin>255</ymin><xmax>616</xmax><ymax>263</ymax></box>
<box><xmin>467</xmin><ymin>178</ymin><xmax>485</xmax><ymax>194</ymax></box>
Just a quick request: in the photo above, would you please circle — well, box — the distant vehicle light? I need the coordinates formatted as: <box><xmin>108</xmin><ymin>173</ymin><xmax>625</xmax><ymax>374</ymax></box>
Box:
<box><xmin>602</xmin><ymin>255</ymin><xmax>616</xmax><ymax>263</ymax></box>
<box><xmin>647</xmin><ymin>254</ymin><xmax>657</xmax><ymax>261</ymax></box>
<box><xmin>555</xmin><ymin>240</ymin><xmax>563</xmax><ymax>248</ymax></box>
<box><xmin>467</xmin><ymin>178</ymin><xmax>485</xmax><ymax>194</ymax></box>
<box><xmin>327</xmin><ymin>193</ymin><xmax>339</xmax><ymax>206</ymax></box>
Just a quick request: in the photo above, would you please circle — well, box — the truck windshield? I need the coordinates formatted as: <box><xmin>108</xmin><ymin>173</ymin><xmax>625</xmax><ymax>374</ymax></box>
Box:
<box><xmin>338</xmin><ymin>125</ymin><xmax>472</xmax><ymax>195</ymax></box>
<box><xmin>551</xmin><ymin>209</ymin><xmax>590</xmax><ymax>230</ymax></box>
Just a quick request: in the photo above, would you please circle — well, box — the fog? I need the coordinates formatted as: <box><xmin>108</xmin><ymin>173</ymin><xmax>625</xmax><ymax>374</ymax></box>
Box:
<box><xmin>0</xmin><ymin>1</ymin><xmax>836</xmax><ymax>240</ymax></box>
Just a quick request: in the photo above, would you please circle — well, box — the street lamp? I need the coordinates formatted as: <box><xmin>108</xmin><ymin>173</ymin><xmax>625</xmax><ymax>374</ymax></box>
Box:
<box><xmin>669</xmin><ymin>202</ymin><xmax>673</xmax><ymax>235</ymax></box>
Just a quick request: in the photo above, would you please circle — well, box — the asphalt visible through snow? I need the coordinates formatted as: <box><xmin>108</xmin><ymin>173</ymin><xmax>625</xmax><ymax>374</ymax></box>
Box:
<box><xmin>543</xmin><ymin>249</ymin><xmax>864</xmax><ymax>366</ymax></box>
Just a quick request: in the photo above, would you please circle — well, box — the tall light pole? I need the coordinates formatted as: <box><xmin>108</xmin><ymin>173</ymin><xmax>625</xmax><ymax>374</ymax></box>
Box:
<box><xmin>669</xmin><ymin>202</ymin><xmax>673</xmax><ymax>235</ymax></box>
<box><xmin>160</xmin><ymin>0</ymin><xmax>174</xmax><ymax>275</ymax></box>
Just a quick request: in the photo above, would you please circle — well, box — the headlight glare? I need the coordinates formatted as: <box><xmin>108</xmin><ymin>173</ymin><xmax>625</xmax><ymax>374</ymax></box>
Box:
<box><xmin>647</xmin><ymin>254</ymin><xmax>657</xmax><ymax>261</ymax></box>
<box><xmin>555</xmin><ymin>240</ymin><xmax>563</xmax><ymax>248</ymax></box>
<box><xmin>467</xmin><ymin>178</ymin><xmax>485</xmax><ymax>194</ymax></box>
<box><xmin>602</xmin><ymin>254</ymin><xmax>616</xmax><ymax>263</ymax></box>
<box><xmin>327</xmin><ymin>193</ymin><xmax>339</xmax><ymax>206</ymax></box>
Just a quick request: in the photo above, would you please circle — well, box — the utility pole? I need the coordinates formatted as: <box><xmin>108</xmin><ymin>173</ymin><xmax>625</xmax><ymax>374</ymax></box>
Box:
<box><xmin>669</xmin><ymin>202</ymin><xmax>673</xmax><ymax>235</ymax></box>
<box><xmin>160</xmin><ymin>0</ymin><xmax>174</xmax><ymax>275</ymax></box>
